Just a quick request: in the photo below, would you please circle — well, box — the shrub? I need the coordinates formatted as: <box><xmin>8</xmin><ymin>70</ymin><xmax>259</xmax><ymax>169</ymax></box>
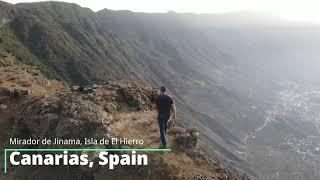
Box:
<box><xmin>4</xmin><ymin>53</ymin><xmax>15</xmax><ymax>66</ymax></box>
<box><xmin>0</xmin><ymin>52</ymin><xmax>15</xmax><ymax>66</ymax></box>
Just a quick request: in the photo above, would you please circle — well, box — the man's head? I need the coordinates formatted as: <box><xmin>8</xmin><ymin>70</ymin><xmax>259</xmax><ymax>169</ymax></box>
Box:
<box><xmin>160</xmin><ymin>86</ymin><xmax>167</xmax><ymax>94</ymax></box>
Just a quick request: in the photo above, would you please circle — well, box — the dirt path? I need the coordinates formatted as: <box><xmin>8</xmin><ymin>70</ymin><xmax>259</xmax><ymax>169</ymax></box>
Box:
<box><xmin>108</xmin><ymin>111</ymin><xmax>222</xmax><ymax>179</ymax></box>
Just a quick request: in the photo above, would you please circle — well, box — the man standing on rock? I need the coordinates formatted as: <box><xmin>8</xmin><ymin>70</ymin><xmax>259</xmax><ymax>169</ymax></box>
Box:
<box><xmin>155</xmin><ymin>86</ymin><xmax>176</xmax><ymax>148</ymax></box>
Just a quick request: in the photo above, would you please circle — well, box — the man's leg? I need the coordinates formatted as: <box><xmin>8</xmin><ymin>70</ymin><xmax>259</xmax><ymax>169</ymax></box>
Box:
<box><xmin>164</xmin><ymin>116</ymin><xmax>168</xmax><ymax>135</ymax></box>
<box><xmin>158</xmin><ymin>113</ymin><xmax>170</xmax><ymax>148</ymax></box>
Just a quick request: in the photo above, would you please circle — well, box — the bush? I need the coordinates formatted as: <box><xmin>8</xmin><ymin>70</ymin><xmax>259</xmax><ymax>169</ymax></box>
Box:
<box><xmin>4</xmin><ymin>53</ymin><xmax>15</xmax><ymax>65</ymax></box>
<box><xmin>0</xmin><ymin>52</ymin><xmax>15</xmax><ymax>66</ymax></box>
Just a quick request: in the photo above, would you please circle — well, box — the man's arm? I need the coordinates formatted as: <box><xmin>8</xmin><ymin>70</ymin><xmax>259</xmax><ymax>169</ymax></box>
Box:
<box><xmin>171</xmin><ymin>103</ymin><xmax>176</xmax><ymax>120</ymax></box>
<box><xmin>151</xmin><ymin>97</ymin><xmax>158</xmax><ymax>111</ymax></box>
<box><xmin>151</xmin><ymin>102</ymin><xmax>157</xmax><ymax>111</ymax></box>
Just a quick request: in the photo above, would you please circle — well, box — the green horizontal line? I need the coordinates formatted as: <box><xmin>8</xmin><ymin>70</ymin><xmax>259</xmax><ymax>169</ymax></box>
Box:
<box><xmin>4</xmin><ymin>148</ymin><xmax>171</xmax><ymax>174</ymax></box>
<box><xmin>5</xmin><ymin>148</ymin><xmax>171</xmax><ymax>152</ymax></box>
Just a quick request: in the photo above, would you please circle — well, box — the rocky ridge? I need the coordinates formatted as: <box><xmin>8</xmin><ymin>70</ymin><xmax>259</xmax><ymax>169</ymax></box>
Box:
<box><xmin>0</xmin><ymin>65</ymin><xmax>250</xmax><ymax>180</ymax></box>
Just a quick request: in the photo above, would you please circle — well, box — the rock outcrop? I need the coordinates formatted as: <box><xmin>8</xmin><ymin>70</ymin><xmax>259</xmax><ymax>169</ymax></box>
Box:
<box><xmin>175</xmin><ymin>128</ymin><xmax>199</xmax><ymax>150</ymax></box>
<box><xmin>10</xmin><ymin>89</ymin><xmax>29</xmax><ymax>97</ymax></box>
<box><xmin>15</xmin><ymin>93</ymin><xmax>112</xmax><ymax>148</ymax></box>
<box><xmin>116</xmin><ymin>81</ymin><xmax>158</xmax><ymax>110</ymax></box>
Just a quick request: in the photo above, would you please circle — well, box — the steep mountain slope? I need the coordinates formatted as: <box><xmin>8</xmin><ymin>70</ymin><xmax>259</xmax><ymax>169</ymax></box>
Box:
<box><xmin>1</xmin><ymin>1</ymin><xmax>320</xmax><ymax>179</ymax></box>
<box><xmin>0</xmin><ymin>1</ymin><xmax>252</xmax><ymax>173</ymax></box>
<box><xmin>1</xmin><ymin>1</ymin><xmax>147</xmax><ymax>83</ymax></box>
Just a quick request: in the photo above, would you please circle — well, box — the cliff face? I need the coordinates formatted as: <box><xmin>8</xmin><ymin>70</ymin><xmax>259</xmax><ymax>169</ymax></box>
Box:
<box><xmin>0</xmin><ymin>65</ymin><xmax>250</xmax><ymax>180</ymax></box>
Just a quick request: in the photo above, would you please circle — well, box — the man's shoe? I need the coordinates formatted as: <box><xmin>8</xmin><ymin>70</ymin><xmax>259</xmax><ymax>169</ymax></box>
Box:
<box><xmin>159</xmin><ymin>145</ymin><xmax>167</xmax><ymax>149</ymax></box>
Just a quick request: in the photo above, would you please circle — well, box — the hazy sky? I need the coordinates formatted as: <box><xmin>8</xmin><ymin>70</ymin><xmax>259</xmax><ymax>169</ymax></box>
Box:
<box><xmin>6</xmin><ymin>0</ymin><xmax>320</xmax><ymax>23</ymax></box>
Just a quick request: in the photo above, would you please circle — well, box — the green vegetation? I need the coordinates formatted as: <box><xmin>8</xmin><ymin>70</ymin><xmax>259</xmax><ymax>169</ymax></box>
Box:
<box><xmin>0</xmin><ymin>52</ymin><xmax>15</xmax><ymax>66</ymax></box>
<box><xmin>1</xmin><ymin>2</ymin><xmax>117</xmax><ymax>84</ymax></box>
<box><xmin>0</xmin><ymin>1</ymin><xmax>194</xmax><ymax>86</ymax></box>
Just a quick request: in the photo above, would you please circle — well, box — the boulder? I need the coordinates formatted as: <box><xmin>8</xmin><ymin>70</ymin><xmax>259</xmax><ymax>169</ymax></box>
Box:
<box><xmin>176</xmin><ymin>128</ymin><xmax>199</xmax><ymax>150</ymax></box>
<box><xmin>117</xmin><ymin>82</ymin><xmax>155</xmax><ymax>110</ymax></box>
<box><xmin>71</xmin><ymin>86</ymin><xmax>79</xmax><ymax>91</ymax></box>
<box><xmin>10</xmin><ymin>89</ymin><xmax>29</xmax><ymax>97</ymax></box>
<box><xmin>104</xmin><ymin>102</ymin><xmax>118</xmax><ymax>113</ymax></box>
<box><xmin>0</xmin><ymin>103</ymin><xmax>7</xmax><ymax>112</ymax></box>
<box><xmin>79</xmin><ymin>85</ymin><xmax>97</xmax><ymax>94</ymax></box>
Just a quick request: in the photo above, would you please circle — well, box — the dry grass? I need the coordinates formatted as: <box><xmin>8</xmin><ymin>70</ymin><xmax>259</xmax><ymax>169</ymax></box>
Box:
<box><xmin>18</xmin><ymin>80</ymin><xmax>32</xmax><ymax>87</ymax></box>
<box><xmin>7</xmin><ymin>75</ymin><xmax>17</xmax><ymax>81</ymax></box>
<box><xmin>0</xmin><ymin>66</ymin><xmax>65</xmax><ymax>97</ymax></box>
<box><xmin>108</xmin><ymin>111</ymin><xmax>219</xmax><ymax>179</ymax></box>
